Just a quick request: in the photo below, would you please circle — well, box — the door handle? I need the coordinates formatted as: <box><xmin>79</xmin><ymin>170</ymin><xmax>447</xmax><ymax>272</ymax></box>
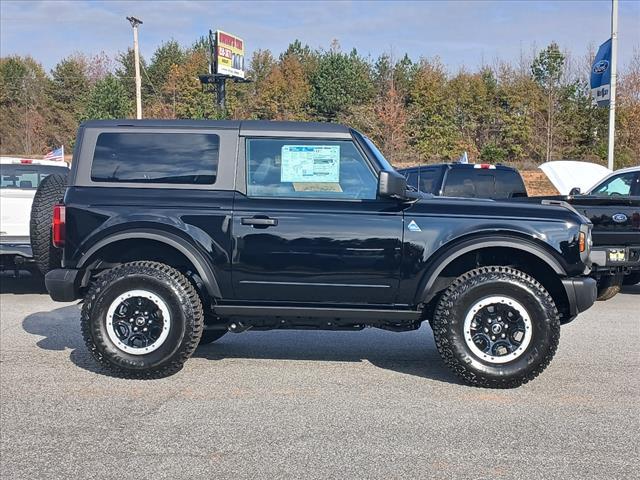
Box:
<box><xmin>241</xmin><ymin>216</ymin><xmax>278</xmax><ymax>227</ymax></box>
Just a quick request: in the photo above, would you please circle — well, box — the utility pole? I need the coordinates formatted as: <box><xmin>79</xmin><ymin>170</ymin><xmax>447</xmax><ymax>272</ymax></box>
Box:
<box><xmin>607</xmin><ymin>0</ymin><xmax>618</xmax><ymax>170</ymax></box>
<box><xmin>126</xmin><ymin>16</ymin><xmax>143</xmax><ymax>119</ymax></box>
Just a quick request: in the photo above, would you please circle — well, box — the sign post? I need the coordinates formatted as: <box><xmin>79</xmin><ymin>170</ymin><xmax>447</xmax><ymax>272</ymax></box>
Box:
<box><xmin>607</xmin><ymin>0</ymin><xmax>618</xmax><ymax>171</ymax></box>
<box><xmin>590</xmin><ymin>0</ymin><xmax>618</xmax><ymax>170</ymax></box>
<box><xmin>199</xmin><ymin>29</ymin><xmax>249</xmax><ymax>113</ymax></box>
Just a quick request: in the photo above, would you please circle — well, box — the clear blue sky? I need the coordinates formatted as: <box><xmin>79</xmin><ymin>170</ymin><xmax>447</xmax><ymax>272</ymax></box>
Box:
<box><xmin>1</xmin><ymin>0</ymin><xmax>639</xmax><ymax>72</ymax></box>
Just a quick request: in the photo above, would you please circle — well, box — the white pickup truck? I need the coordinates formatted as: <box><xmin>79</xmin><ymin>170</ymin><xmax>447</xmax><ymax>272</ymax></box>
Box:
<box><xmin>0</xmin><ymin>157</ymin><xmax>69</xmax><ymax>274</ymax></box>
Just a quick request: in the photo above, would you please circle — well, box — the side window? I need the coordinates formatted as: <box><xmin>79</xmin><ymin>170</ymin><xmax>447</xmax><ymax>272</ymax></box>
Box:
<box><xmin>495</xmin><ymin>170</ymin><xmax>527</xmax><ymax>199</ymax></box>
<box><xmin>417</xmin><ymin>167</ymin><xmax>442</xmax><ymax>194</ymax></box>
<box><xmin>405</xmin><ymin>171</ymin><xmax>418</xmax><ymax>190</ymax></box>
<box><xmin>443</xmin><ymin>169</ymin><xmax>494</xmax><ymax>198</ymax></box>
<box><xmin>246</xmin><ymin>138</ymin><xmax>378</xmax><ymax>200</ymax></box>
<box><xmin>91</xmin><ymin>132</ymin><xmax>219</xmax><ymax>184</ymax></box>
<box><xmin>592</xmin><ymin>172</ymin><xmax>636</xmax><ymax>196</ymax></box>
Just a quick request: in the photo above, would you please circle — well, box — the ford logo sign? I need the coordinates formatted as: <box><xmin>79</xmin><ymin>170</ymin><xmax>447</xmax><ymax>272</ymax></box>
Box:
<box><xmin>593</xmin><ymin>60</ymin><xmax>609</xmax><ymax>74</ymax></box>
<box><xmin>612</xmin><ymin>213</ymin><xmax>628</xmax><ymax>223</ymax></box>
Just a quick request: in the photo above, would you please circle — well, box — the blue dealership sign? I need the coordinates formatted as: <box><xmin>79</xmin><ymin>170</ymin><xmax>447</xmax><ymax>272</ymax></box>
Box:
<box><xmin>591</xmin><ymin>39</ymin><xmax>612</xmax><ymax>107</ymax></box>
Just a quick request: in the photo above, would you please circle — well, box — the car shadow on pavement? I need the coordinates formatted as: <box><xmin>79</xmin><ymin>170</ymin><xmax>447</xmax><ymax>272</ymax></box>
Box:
<box><xmin>193</xmin><ymin>328</ymin><xmax>463</xmax><ymax>385</ymax></box>
<box><xmin>21</xmin><ymin>305</ymin><xmax>462</xmax><ymax>385</ymax></box>
<box><xmin>21</xmin><ymin>304</ymin><xmax>107</xmax><ymax>375</ymax></box>
<box><xmin>0</xmin><ymin>271</ymin><xmax>47</xmax><ymax>294</ymax></box>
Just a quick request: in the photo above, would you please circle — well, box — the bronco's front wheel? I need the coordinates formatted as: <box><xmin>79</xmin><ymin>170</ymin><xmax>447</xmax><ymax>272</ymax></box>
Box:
<box><xmin>431</xmin><ymin>266</ymin><xmax>560</xmax><ymax>388</ymax></box>
<box><xmin>81</xmin><ymin>261</ymin><xmax>204</xmax><ymax>378</ymax></box>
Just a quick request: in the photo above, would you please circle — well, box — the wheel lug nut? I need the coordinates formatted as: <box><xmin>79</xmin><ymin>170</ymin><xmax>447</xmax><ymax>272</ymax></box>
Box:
<box><xmin>501</xmin><ymin>333</ymin><xmax>506</xmax><ymax>338</ymax></box>
<box><xmin>491</xmin><ymin>336</ymin><xmax>496</xmax><ymax>340</ymax></box>
<box><xmin>484</xmin><ymin>328</ymin><xmax>489</xmax><ymax>333</ymax></box>
<box><xmin>488</xmin><ymin>319</ymin><xmax>492</xmax><ymax>324</ymax></box>
<box><xmin>129</xmin><ymin>318</ymin><xmax>133</xmax><ymax>322</ymax></box>
<box><xmin>133</xmin><ymin>327</ymin><xmax>138</xmax><ymax>331</ymax></box>
<box><xmin>143</xmin><ymin>327</ymin><xmax>148</xmax><ymax>332</ymax></box>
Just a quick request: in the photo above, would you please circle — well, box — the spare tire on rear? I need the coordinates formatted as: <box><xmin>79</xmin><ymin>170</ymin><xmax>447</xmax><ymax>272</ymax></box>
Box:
<box><xmin>30</xmin><ymin>173</ymin><xmax>67</xmax><ymax>275</ymax></box>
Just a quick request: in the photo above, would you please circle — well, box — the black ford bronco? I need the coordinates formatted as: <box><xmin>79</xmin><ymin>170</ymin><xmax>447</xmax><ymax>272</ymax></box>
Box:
<box><xmin>40</xmin><ymin>120</ymin><xmax>597</xmax><ymax>387</ymax></box>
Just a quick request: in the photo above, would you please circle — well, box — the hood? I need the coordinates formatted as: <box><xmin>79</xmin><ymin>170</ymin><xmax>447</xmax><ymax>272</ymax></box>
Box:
<box><xmin>539</xmin><ymin>161</ymin><xmax>611</xmax><ymax>195</ymax></box>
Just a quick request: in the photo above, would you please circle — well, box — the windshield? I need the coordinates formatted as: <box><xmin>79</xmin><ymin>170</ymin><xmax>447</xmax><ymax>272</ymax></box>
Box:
<box><xmin>0</xmin><ymin>164</ymin><xmax>69</xmax><ymax>189</ymax></box>
<box><xmin>590</xmin><ymin>171</ymin><xmax>638</xmax><ymax>196</ymax></box>
<box><xmin>356</xmin><ymin>133</ymin><xmax>396</xmax><ymax>172</ymax></box>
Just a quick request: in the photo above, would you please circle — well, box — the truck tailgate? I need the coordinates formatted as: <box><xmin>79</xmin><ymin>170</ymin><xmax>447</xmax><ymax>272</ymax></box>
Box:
<box><xmin>0</xmin><ymin>189</ymin><xmax>36</xmax><ymax>241</ymax></box>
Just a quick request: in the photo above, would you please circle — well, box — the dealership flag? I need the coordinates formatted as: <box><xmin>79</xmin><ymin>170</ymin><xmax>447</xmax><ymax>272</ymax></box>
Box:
<box><xmin>590</xmin><ymin>39</ymin><xmax>612</xmax><ymax>107</ymax></box>
<box><xmin>43</xmin><ymin>146</ymin><xmax>64</xmax><ymax>161</ymax></box>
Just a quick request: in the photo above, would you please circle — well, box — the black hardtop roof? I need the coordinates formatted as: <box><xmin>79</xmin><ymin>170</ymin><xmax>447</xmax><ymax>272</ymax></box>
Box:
<box><xmin>80</xmin><ymin>119</ymin><xmax>351</xmax><ymax>135</ymax></box>
<box><xmin>399</xmin><ymin>163</ymin><xmax>518</xmax><ymax>172</ymax></box>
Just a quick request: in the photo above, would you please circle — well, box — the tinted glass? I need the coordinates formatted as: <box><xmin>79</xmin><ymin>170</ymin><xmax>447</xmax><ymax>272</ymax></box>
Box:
<box><xmin>416</xmin><ymin>167</ymin><xmax>442</xmax><ymax>194</ymax></box>
<box><xmin>405</xmin><ymin>171</ymin><xmax>418</xmax><ymax>190</ymax></box>
<box><xmin>494</xmin><ymin>170</ymin><xmax>527</xmax><ymax>199</ymax></box>
<box><xmin>591</xmin><ymin>172</ymin><xmax>637</xmax><ymax>196</ymax></box>
<box><xmin>91</xmin><ymin>133</ymin><xmax>219</xmax><ymax>184</ymax></box>
<box><xmin>0</xmin><ymin>164</ymin><xmax>68</xmax><ymax>189</ymax></box>
<box><xmin>442</xmin><ymin>169</ymin><xmax>494</xmax><ymax>198</ymax></box>
<box><xmin>246</xmin><ymin>138</ymin><xmax>378</xmax><ymax>199</ymax></box>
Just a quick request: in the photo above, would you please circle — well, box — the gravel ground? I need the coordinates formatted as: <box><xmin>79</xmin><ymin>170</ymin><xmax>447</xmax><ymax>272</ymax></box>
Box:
<box><xmin>0</xmin><ymin>273</ymin><xmax>638</xmax><ymax>480</ymax></box>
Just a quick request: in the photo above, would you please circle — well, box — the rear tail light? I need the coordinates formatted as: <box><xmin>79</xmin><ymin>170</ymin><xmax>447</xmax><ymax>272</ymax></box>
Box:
<box><xmin>52</xmin><ymin>204</ymin><xmax>65</xmax><ymax>248</ymax></box>
<box><xmin>20</xmin><ymin>159</ymin><xmax>33</xmax><ymax>164</ymax></box>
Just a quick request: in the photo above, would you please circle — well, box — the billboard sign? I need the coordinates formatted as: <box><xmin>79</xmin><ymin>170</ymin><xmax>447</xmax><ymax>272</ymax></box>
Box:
<box><xmin>215</xmin><ymin>30</ymin><xmax>245</xmax><ymax>79</ymax></box>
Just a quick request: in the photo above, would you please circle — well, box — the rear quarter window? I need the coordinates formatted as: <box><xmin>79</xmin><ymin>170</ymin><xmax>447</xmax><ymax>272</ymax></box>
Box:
<box><xmin>495</xmin><ymin>170</ymin><xmax>527</xmax><ymax>199</ymax></box>
<box><xmin>442</xmin><ymin>169</ymin><xmax>494</xmax><ymax>198</ymax></box>
<box><xmin>91</xmin><ymin>132</ymin><xmax>219</xmax><ymax>184</ymax></box>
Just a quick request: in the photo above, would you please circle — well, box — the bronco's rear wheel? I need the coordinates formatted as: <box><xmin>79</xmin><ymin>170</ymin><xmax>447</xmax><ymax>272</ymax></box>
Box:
<box><xmin>431</xmin><ymin>266</ymin><xmax>560</xmax><ymax>388</ymax></box>
<box><xmin>81</xmin><ymin>261</ymin><xmax>203</xmax><ymax>378</ymax></box>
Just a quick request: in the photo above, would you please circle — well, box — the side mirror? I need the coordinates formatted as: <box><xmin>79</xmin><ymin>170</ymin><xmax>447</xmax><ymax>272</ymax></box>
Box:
<box><xmin>378</xmin><ymin>170</ymin><xmax>408</xmax><ymax>199</ymax></box>
<box><xmin>569</xmin><ymin>187</ymin><xmax>582</xmax><ymax>196</ymax></box>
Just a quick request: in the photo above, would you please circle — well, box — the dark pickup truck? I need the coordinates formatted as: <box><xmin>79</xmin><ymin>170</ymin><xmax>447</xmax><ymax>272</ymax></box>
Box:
<box><xmin>36</xmin><ymin>120</ymin><xmax>596</xmax><ymax>388</ymax></box>
<box><xmin>525</xmin><ymin>166</ymin><xmax>640</xmax><ymax>299</ymax></box>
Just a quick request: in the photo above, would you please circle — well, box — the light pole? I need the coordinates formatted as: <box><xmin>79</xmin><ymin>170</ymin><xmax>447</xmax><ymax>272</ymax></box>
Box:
<box><xmin>126</xmin><ymin>16</ymin><xmax>143</xmax><ymax>119</ymax></box>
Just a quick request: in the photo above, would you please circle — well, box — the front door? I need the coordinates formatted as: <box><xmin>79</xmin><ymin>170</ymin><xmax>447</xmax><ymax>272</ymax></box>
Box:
<box><xmin>231</xmin><ymin>137</ymin><xmax>404</xmax><ymax>305</ymax></box>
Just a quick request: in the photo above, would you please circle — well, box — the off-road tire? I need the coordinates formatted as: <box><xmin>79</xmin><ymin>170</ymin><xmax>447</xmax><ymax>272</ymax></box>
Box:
<box><xmin>596</xmin><ymin>274</ymin><xmax>623</xmax><ymax>301</ymax></box>
<box><xmin>431</xmin><ymin>266</ymin><xmax>560</xmax><ymax>389</ymax></box>
<box><xmin>81</xmin><ymin>261</ymin><xmax>204</xmax><ymax>378</ymax></box>
<box><xmin>622</xmin><ymin>272</ymin><xmax>640</xmax><ymax>286</ymax></box>
<box><xmin>30</xmin><ymin>173</ymin><xmax>67</xmax><ymax>274</ymax></box>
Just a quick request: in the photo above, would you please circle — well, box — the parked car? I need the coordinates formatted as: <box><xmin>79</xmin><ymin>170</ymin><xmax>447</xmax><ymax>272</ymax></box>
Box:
<box><xmin>398</xmin><ymin>163</ymin><xmax>527</xmax><ymax>199</ymax></box>
<box><xmin>0</xmin><ymin>156</ymin><xmax>69</xmax><ymax>275</ymax></box>
<box><xmin>37</xmin><ymin>120</ymin><xmax>596</xmax><ymax>388</ymax></box>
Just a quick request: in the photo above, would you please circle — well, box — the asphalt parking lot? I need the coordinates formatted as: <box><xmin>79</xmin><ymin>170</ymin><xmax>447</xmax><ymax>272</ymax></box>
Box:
<box><xmin>0</xmin><ymin>273</ymin><xmax>638</xmax><ymax>480</ymax></box>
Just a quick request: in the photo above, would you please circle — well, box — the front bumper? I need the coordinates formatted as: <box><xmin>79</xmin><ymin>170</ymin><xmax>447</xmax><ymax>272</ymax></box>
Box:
<box><xmin>590</xmin><ymin>246</ymin><xmax>640</xmax><ymax>272</ymax></box>
<box><xmin>562</xmin><ymin>276</ymin><xmax>597</xmax><ymax>320</ymax></box>
<box><xmin>45</xmin><ymin>268</ymin><xmax>83</xmax><ymax>302</ymax></box>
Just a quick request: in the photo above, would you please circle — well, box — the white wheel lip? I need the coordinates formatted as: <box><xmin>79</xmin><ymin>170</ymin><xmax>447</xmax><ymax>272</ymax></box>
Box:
<box><xmin>463</xmin><ymin>295</ymin><xmax>533</xmax><ymax>365</ymax></box>
<box><xmin>105</xmin><ymin>289</ymin><xmax>171</xmax><ymax>356</ymax></box>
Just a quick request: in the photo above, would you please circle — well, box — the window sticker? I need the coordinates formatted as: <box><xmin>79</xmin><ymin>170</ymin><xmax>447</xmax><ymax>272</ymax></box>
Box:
<box><xmin>281</xmin><ymin>145</ymin><xmax>340</xmax><ymax>183</ymax></box>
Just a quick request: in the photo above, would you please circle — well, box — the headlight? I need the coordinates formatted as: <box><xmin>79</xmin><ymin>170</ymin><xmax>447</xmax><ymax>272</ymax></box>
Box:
<box><xmin>579</xmin><ymin>224</ymin><xmax>592</xmax><ymax>262</ymax></box>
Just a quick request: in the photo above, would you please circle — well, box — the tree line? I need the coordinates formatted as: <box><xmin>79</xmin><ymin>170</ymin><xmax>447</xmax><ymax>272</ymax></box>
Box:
<box><xmin>1</xmin><ymin>37</ymin><xmax>638</xmax><ymax>167</ymax></box>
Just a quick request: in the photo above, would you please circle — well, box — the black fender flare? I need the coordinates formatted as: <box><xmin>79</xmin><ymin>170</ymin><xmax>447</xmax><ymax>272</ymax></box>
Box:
<box><xmin>77</xmin><ymin>229</ymin><xmax>222</xmax><ymax>298</ymax></box>
<box><xmin>416</xmin><ymin>234</ymin><xmax>567</xmax><ymax>305</ymax></box>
